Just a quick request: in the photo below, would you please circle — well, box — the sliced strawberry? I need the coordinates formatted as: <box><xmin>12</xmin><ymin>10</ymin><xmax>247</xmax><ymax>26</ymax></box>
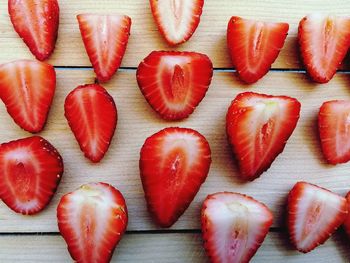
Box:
<box><xmin>288</xmin><ymin>182</ymin><xmax>348</xmax><ymax>253</ymax></box>
<box><xmin>150</xmin><ymin>0</ymin><xmax>204</xmax><ymax>45</ymax></box>
<box><xmin>57</xmin><ymin>182</ymin><xmax>128</xmax><ymax>263</ymax></box>
<box><xmin>343</xmin><ymin>191</ymin><xmax>350</xmax><ymax>237</ymax></box>
<box><xmin>319</xmin><ymin>100</ymin><xmax>350</xmax><ymax>164</ymax></box>
<box><xmin>298</xmin><ymin>14</ymin><xmax>350</xmax><ymax>83</ymax></box>
<box><xmin>201</xmin><ymin>192</ymin><xmax>273</xmax><ymax>263</ymax></box>
<box><xmin>0</xmin><ymin>60</ymin><xmax>56</xmax><ymax>133</ymax></box>
<box><xmin>140</xmin><ymin>127</ymin><xmax>211</xmax><ymax>227</ymax></box>
<box><xmin>64</xmin><ymin>84</ymin><xmax>117</xmax><ymax>163</ymax></box>
<box><xmin>0</xmin><ymin>136</ymin><xmax>63</xmax><ymax>215</ymax></box>
<box><xmin>227</xmin><ymin>16</ymin><xmax>289</xmax><ymax>84</ymax></box>
<box><xmin>226</xmin><ymin>92</ymin><xmax>300</xmax><ymax>181</ymax></box>
<box><xmin>77</xmin><ymin>14</ymin><xmax>131</xmax><ymax>83</ymax></box>
<box><xmin>136</xmin><ymin>51</ymin><xmax>213</xmax><ymax>120</ymax></box>
<box><xmin>8</xmin><ymin>0</ymin><xmax>59</xmax><ymax>61</ymax></box>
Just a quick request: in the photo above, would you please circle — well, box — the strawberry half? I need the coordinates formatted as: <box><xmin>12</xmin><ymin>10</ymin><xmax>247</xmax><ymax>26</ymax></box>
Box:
<box><xmin>298</xmin><ymin>14</ymin><xmax>350</xmax><ymax>83</ymax></box>
<box><xmin>227</xmin><ymin>16</ymin><xmax>289</xmax><ymax>84</ymax></box>
<box><xmin>77</xmin><ymin>14</ymin><xmax>131</xmax><ymax>83</ymax></box>
<box><xmin>57</xmin><ymin>182</ymin><xmax>128</xmax><ymax>263</ymax></box>
<box><xmin>226</xmin><ymin>92</ymin><xmax>301</xmax><ymax>181</ymax></box>
<box><xmin>288</xmin><ymin>182</ymin><xmax>348</xmax><ymax>253</ymax></box>
<box><xmin>0</xmin><ymin>60</ymin><xmax>56</xmax><ymax>133</ymax></box>
<box><xmin>136</xmin><ymin>51</ymin><xmax>213</xmax><ymax>121</ymax></box>
<box><xmin>319</xmin><ymin>100</ymin><xmax>350</xmax><ymax>164</ymax></box>
<box><xmin>343</xmin><ymin>191</ymin><xmax>350</xmax><ymax>238</ymax></box>
<box><xmin>8</xmin><ymin>0</ymin><xmax>59</xmax><ymax>61</ymax></box>
<box><xmin>64</xmin><ymin>84</ymin><xmax>117</xmax><ymax>163</ymax></box>
<box><xmin>140</xmin><ymin>127</ymin><xmax>211</xmax><ymax>227</ymax></box>
<box><xmin>150</xmin><ymin>0</ymin><xmax>204</xmax><ymax>45</ymax></box>
<box><xmin>201</xmin><ymin>192</ymin><xmax>273</xmax><ymax>263</ymax></box>
<box><xmin>0</xmin><ymin>136</ymin><xmax>63</xmax><ymax>215</ymax></box>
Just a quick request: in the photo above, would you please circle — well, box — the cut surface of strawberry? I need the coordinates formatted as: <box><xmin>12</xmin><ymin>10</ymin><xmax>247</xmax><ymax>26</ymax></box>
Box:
<box><xmin>0</xmin><ymin>59</ymin><xmax>56</xmax><ymax>133</ymax></box>
<box><xmin>150</xmin><ymin>0</ymin><xmax>204</xmax><ymax>45</ymax></box>
<box><xmin>227</xmin><ymin>16</ymin><xmax>289</xmax><ymax>84</ymax></box>
<box><xmin>0</xmin><ymin>136</ymin><xmax>63</xmax><ymax>215</ymax></box>
<box><xmin>343</xmin><ymin>191</ymin><xmax>350</xmax><ymax>238</ymax></box>
<box><xmin>140</xmin><ymin>127</ymin><xmax>211</xmax><ymax>227</ymax></box>
<box><xmin>288</xmin><ymin>182</ymin><xmax>348</xmax><ymax>253</ymax></box>
<box><xmin>201</xmin><ymin>192</ymin><xmax>273</xmax><ymax>263</ymax></box>
<box><xmin>77</xmin><ymin>14</ymin><xmax>131</xmax><ymax>83</ymax></box>
<box><xmin>64</xmin><ymin>84</ymin><xmax>117</xmax><ymax>163</ymax></box>
<box><xmin>298</xmin><ymin>14</ymin><xmax>350</xmax><ymax>83</ymax></box>
<box><xmin>226</xmin><ymin>92</ymin><xmax>301</xmax><ymax>181</ymax></box>
<box><xmin>8</xmin><ymin>0</ymin><xmax>59</xmax><ymax>61</ymax></box>
<box><xmin>319</xmin><ymin>100</ymin><xmax>350</xmax><ymax>164</ymax></box>
<box><xmin>57</xmin><ymin>182</ymin><xmax>128</xmax><ymax>263</ymax></box>
<box><xmin>137</xmin><ymin>51</ymin><xmax>213</xmax><ymax>121</ymax></box>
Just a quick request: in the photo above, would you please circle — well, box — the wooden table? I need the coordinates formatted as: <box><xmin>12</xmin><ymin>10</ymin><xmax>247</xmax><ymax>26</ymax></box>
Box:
<box><xmin>1</xmin><ymin>0</ymin><xmax>350</xmax><ymax>262</ymax></box>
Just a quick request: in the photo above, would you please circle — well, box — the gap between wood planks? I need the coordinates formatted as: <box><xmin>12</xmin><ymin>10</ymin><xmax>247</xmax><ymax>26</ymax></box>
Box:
<box><xmin>53</xmin><ymin>66</ymin><xmax>350</xmax><ymax>75</ymax></box>
<box><xmin>0</xmin><ymin>227</ymin><xmax>286</xmax><ymax>236</ymax></box>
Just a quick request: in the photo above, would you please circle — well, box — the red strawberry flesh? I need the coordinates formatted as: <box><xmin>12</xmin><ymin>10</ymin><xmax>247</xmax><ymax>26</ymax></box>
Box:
<box><xmin>140</xmin><ymin>127</ymin><xmax>211</xmax><ymax>227</ymax></box>
<box><xmin>201</xmin><ymin>192</ymin><xmax>273</xmax><ymax>263</ymax></box>
<box><xmin>0</xmin><ymin>136</ymin><xmax>63</xmax><ymax>215</ymax></box>
<box><xmin>137</xmin><ymin>51</ymin><xmax>213</xmax><ymax>120</ymax></box>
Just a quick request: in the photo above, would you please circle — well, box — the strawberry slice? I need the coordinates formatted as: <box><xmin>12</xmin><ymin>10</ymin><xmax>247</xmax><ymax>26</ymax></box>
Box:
<box><xmin>226</xmin><ymin>92</ymin><xmax>301</xmax><ymax>181</ymax></box>
<box><xmin>319</xmin><ymin>100</ymin><xmax>350</xmax><ymax>164</ymax></box>
<box><xmin>136</xmin><ymin>51</ymin><xmax>213</xmax><ymax>121</ymax></box>
<box><xmin>150</xmin><ymin>0</ymin><xmax>204</xmax><ymax>45</ymax></box>
<box><xmin>8</xmin><ymin>0</ymin><xmax>59</xmax><ymax>61</ymax></box>
<box><xmin>64</xmin><ymin>84</ymin><xmax>117</xmax><ymax>163</ymax></box>
<box><xmin>298</xmin><ymin>14</ymin><xmax>350</xmax><ymax>83</ymax></box>
<box><xmin>77</xmin><ymin>14</ymin><xmax>131</xmax><ymax>83</ymax></box>
<box><xmin>201</xmin><ymin>192</ymin><xmax>273</xmax><ymax>263</ymax></box>
<box><xmin>227</xmin><ymin>16</ymin><xmax>289</xmax><ymax>84</ymax></box>
<box><xmin>57</xmin><ymin>182</ymin><xmax>128</xmax><ymax>263</ymax></box>
<box><xmin>0</xmin><ymin>60</ymin><xmax>56</xmax><ymax>133</ymax></box>
<box><xmin>140</xmin><ymin>127</ymin><xmax>211</xmax><ymax>227</ymax></box>
<box><xmin>288</xmin><ymin>182</ymin><xmax>348</xmax><ymax>253</ymax></box>
<box><xmin>0</xmin><ymin>136</ymin><xmax>63</xmax><ymax>215</ymax></box>
<box><xmin>343</xmin><ymin>191</ymin><xmax>350</xmax><ymax>238</ymax></box>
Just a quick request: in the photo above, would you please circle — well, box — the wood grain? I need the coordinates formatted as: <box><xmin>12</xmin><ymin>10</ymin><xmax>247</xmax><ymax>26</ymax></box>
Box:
<box><xmin>1</xmin><ymin>70</ymin><xmax>350</xmax><ymax>232</ymax></box>
<box><xmin>0</xmin><ymin>0</ymin><xmax>350</xmax><ymax>68</ymax></box>
<box><xmin>0</xmin><ymin>232</ymin><xmax>349</xmax><ymax>262</ymax></box>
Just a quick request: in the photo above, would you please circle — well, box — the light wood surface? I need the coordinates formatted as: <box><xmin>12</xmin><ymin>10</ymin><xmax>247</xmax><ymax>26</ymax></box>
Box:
<box><xmin>0</xmin><ymin>232</ymin><xmax>349</xmax><ymax>263</ymax></box>
<box><xmin>1</xmin><ymin>70</ymin><xmax>350</xmax><ymax>232</ymax></box>
<box><xmin>0</xmin><ymin>0</ymin><xmax>350</xmax><ymax>68</ymax></box>
<box><xmin>1</xmin><ymin>0</ymin><xmax>350</xmax><ymax>262</ymax></box>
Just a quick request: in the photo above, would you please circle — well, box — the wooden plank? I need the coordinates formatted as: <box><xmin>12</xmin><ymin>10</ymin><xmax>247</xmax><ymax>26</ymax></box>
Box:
<box><xmin>0</xmin><ymin>232</ymin><xmax>349</xmax><ymax>262</ymax></box>
<box><xmin>1</xmin><ymin>0</ymin><xmax>350</xmax><ymax>68</ymax></box>
<box><xmin>1</xmin><ymin>70</ymin><xmax>350</xmax><ymax>232</ymax></box>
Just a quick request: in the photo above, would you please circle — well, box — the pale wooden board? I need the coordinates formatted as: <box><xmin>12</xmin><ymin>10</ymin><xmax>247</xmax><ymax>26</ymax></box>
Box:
<box><xmin>1</xmin><ymin>70</ymin><xmax>350</xmax><ymax>232</ymax></box>
<box><xmin>0</xmin><ymin>232</ymin><xmax>349</xmax><ymax>262</ymax></box>
<box><xmin>1</xmin><ymin>0</ymin><xmax>350</xmax><ymax>68</ymax></box>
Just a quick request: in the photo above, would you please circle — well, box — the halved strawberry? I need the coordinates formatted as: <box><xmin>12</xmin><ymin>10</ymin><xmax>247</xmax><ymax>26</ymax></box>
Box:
<box><xmin>8</xmin><ymin>0</ymin><xmax>59</xmax><ymax>61</ymax></box>
<box><xmin>227</xmin><ymin>16</ymin><xmax>289</xmax><ymax>84</ymax></box>
<box><xmin>0</xmin><ymin>60</ymin><xmax>56</xmax><ymax>133</ymax></box>
<box><xmin>319</xmin><ymin>100</ymin><xmax>350</xmax><ymax>164</ymax></box>
<box><xmin>136</xmin><ymin>51</ymin><xmax>213</xmax><ymax>121</ymax></box>
<box><xmin>150</xmin><ymin>0</ymin><xmax>204</xmax><ymax>45</ymax></box>
<box><xmin>288</xmin><ymin>182</ymin><xmax>348</xmax><ymax>253</ymax></box>
<box><xmin>343</xmin><ymin>191</ymin><xmax>350</xmax><ymax>237</ymax></box>
<box><xmin>201</xmin><ymin>192</ymin><xmax>273</xmax><ymax>263</ymax></box>
<box><xmin>77</xmin><ymin>14</ymin><xmax>131</xmax><ymax>83</ymax></box>
<box><xmin>57</xmin><ymin>182</ymin><xmax>128</xmax><ymax>263</ymax></box>
<box><xmin>0</xmin><ymin>136</ymin><xmax>63</xmax><ymax>215</ymax></box>
<box><xmin>226</xmin><ymin>92</ymin><xmax>301</xmax><ymax>181</ymax></box>
<box><xmin>64</xmin><ymin>84</ymin><xmax>117</xmax><ymax>163</ymax></box>
<box><xmin>298</xmin><ymin>14</ymin><xmax>350</xmax><ymax>83</ymax></box>
<box><xmin>140</xmin><ymin>127</ymin><xmax>211</xmax><ymax>227</ymax></box>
